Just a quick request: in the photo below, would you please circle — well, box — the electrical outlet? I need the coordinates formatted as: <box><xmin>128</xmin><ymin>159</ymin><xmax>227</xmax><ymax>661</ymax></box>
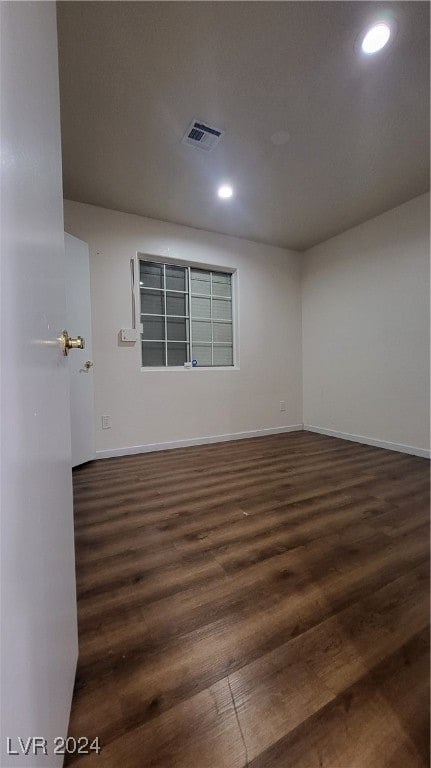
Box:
<box><xmin>280</xmin><ymin>400</ymin><xmax>286</xmax><ymax>412</ymax></box>
<box><xmin>102</xmin><ymin>414</ymin><xmax>111</xmax><ymax>429</ymax></box>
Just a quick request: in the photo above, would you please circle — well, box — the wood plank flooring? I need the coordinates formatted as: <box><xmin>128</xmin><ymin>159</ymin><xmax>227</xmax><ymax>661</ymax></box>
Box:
<box><xmin>67</xmin><ymin>431</ymin><xmax>430</xmax><ymax>768</ymax></box>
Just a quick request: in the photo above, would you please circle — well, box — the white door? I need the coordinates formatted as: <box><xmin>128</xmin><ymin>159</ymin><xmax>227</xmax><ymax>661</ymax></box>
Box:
<box><xmin>65</xmin><ymin>234</ymin><xmax>96</xmax><ymax>467</ymax></box>
<box><xmin>1</xmin><ymin>3</ymin><xmax>78</xmax><ymax>766</ymax></box>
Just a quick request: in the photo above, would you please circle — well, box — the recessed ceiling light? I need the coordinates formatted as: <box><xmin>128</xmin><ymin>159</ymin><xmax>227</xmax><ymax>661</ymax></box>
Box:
<box><xmin>361</xmin><ymin>22</ymin><xmax>391</xmax><ymax>54</ymax></box>
<box><xmin>218</xmin><ymin>184</ymin><xmax>233</xmax><ymax>199</ymax></box>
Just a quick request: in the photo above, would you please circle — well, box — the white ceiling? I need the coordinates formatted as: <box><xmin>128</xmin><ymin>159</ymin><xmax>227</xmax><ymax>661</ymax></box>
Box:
<box><xmin>57</xmin><ymin>1</ymin><xmax>430</xmax><ymax>251</ymax></box>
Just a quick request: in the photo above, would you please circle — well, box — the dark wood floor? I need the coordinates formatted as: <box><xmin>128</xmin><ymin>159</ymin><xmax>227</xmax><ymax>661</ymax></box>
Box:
<box><xmin>67</xmin><ymin>431</ymin><xmax>430</xmax><ymax>768</ymax></box>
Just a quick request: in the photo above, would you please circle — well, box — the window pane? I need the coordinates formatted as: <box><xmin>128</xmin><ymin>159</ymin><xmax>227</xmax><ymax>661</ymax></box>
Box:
<box><xmin>212</xmin><ymin>298</ymin><xmax>232</xmax><ymax>320</ymax></box>
<box><xmin>167</xmin><ymin>343</ymin><xmax>188</xmax><ymax>366</ymax></box>
<box><xmin>213</xmin><ymin>322</ymin><xmax>232</xmax><ymax>343</ymax></box>
<box><xmin>213</xmin><ymin>345</ymin><xmax>233</xmax><ymax>366</ymax></box>
<box><xmin>191</xmin><ymin>269</ymin><xmax>211</xmax><ymax>296</ymax></box>
<box><xmin>140</xmin><ymin>262</ymin><xmax>163</xmax><ymax>289</ymax></box>
<box><xmin>212</xmin><ymin>281</ymin><xmax>231</xmax><ymax>298</ymax></box>
<box><xmin>142</xmin><ymin>316</ymin><xmax>165</xmax><ymax>340</ymax></box>
<box><xmin>191</xmin><ymin>280</ymin><xmax>212</xmax><ymax>296</ymax></box>
<box><xmin>191</xmin><ymin>279</ymin><xmax>211</xmax><ymax>295</ymax></box>
<box><xmin>192</xmin><ymin>344</ymin><xmax>212</xmax><ymax>366</ymax></box>
<box><xmin>212</xmin><ymin>271</ymin><xmax>231</xmax><ymax>284</ymax></box>
<box><xmin>141</xmin><ymin>289</ymin><xmax>164</xmax><ymax>315</ymax></box>
<box><xmin>166</xmin><ymin>292</ymin><xmax>187</xmax><ymax>316</ymax></box>
<box><xmin>191</xmin><ymin>295</ymin><xmax>211</xmax><ymax>319</ymax></box>
<box><xmin>166</xmin><ymin>265</ymin><xmax>186</xmax><ymax>292</ymax></box>
<box><xmin>167</xmin><ymin>318</ymin><xmax>187</xmax><ymax>341</ymax></box>
<box><xmin>192</xmin><ymin>320</ymin><xmax>212</xmax><ymax>342</ymax></box>
<box><xmin>212</xmin><ymin>272</ymin><xmax>232</xmax><ymax>298</ymax></box>
<box><xmin>142</xmin><ymin>342</ymin><xmax>165</xmax><ymax>367</ymax></box>
<box><xmin>191</xmin><ymin>269</ymin><xmax>210</xmax><ymax>281</ymax></box>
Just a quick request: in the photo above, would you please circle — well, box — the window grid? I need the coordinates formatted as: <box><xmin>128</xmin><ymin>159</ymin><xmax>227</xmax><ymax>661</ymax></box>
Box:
<box><xmin>210</xmin><ymin>274</ymin><xmax>214</xmax><ymax>365</ymax></box>
<box><xmin>190</xmin><ymin>270</ymin><xmax>233</xmax><ymax>366</ymax></box>
<box><xmin>163</xmin><ymin>264</ymin><xmax>167</xmax><ymax>366</ymax></box>
<box><xmin>188</xmin><ymin>266</ymin><xmax>194</xmax><ymax>363</ymax></box>
<box><xmin>140</xmin><ymin>260</ymin><xmax>233</xmax><ymax>367</ymax></box>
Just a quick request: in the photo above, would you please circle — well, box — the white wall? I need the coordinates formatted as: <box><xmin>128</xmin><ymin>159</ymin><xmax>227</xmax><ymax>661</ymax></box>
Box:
<box><xmin>302</xmin><ymin>193</ymin><xmax>430</xmax><ymax>455</ymax></box>
<box><xmin>1</xmin><ymin>3</ymin><xmax>78</xmax><ymax>765</ymax></box>
<box><xmin>63</xmin><ymin>201</ymin><xmax>303</xmax><ymax>455</ymax></box>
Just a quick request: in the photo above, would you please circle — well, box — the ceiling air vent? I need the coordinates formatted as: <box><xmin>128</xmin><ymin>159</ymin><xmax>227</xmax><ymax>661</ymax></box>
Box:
<box><xmin>182</xmin><ymin>119</ymin><xmax>224</xmax><ymax>152</ymax></box>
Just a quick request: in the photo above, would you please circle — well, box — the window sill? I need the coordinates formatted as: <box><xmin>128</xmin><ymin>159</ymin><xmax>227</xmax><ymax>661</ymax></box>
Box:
<box><xmin>140</xmin><ymin>366</ymin><xmax>240</xmax><ymax>372</ymax></box>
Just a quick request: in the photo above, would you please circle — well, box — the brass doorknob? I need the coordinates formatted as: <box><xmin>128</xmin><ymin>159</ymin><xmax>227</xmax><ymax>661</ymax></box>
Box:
<box><xmin>61</xmin><ymin>330</ymin><xmax>85</xmax><ymax>356</ymax></box>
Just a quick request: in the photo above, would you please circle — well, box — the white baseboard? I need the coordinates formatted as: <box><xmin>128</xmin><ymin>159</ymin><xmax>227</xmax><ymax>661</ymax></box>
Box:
<box><xmin>304</xmin><ymin>424</ymin><xmax>431</xmax><ymax>459</ymax></box>
<box><xmin>96</xmin><ymin>424</ymin><xmax>304</xmax><ymax>460</ymax></box>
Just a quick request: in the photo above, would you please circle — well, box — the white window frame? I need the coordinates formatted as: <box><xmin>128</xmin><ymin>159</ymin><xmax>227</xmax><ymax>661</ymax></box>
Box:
<box><xmin>136</xmin><ymin>253</ymin><xmax>240</xmax><ymax>371</ymax></box>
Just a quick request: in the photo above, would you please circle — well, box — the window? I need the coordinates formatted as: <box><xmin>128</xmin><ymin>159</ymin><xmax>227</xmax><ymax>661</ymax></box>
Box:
<box><xmin>139</xmin><ymin>258</ymin><xmax>235</xmax><ymax>367</ymax></box>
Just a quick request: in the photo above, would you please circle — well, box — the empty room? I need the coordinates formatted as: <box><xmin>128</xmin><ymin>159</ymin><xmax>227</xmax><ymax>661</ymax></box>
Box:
<box><xmin>1</xmin><ymin>2</ymin><xmax>430</xmax><ymax>768</ymax></box>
